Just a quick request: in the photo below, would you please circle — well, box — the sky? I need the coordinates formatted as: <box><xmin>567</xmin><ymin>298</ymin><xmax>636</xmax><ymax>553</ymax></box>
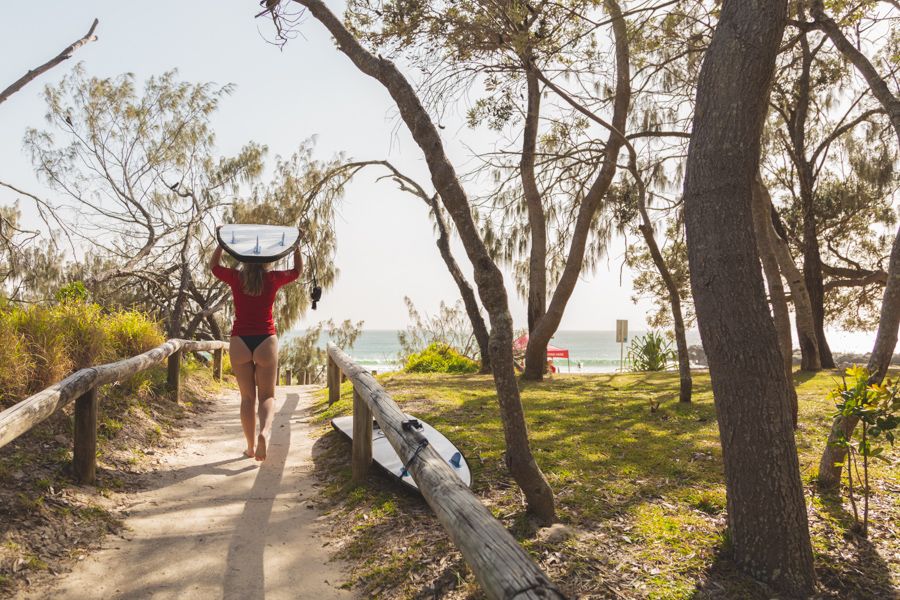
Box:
<box><xmin>0</xmin><ymin>0</ymin><xmax>656</xmax><ymax>332</ymax></box>
<box><xmin>0</xmin><ymin>2</ymin><xmax>881</xmax><ymax>353</ymax></box>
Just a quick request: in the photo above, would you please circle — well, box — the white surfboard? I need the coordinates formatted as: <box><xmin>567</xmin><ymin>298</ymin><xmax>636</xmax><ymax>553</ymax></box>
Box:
<box><xmin>217</xmin><ymin>224</ymin><xmax>300</xmax><ymax>263</ymax></box>
<box><xmin>331</xmin><ymin>415</ymin><xmax>472</xmax><ymax>491</ymax></box>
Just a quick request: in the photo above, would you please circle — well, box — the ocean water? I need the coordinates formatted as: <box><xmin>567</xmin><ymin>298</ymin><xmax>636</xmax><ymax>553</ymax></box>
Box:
<box><xmin>282</xmin><ymin>329</ymin><xmax>703</xmax><ymax>374</ymax></box>
<box><xmin>282</xmin><ymin>327</ymin><xmax>880</xmax><ymax>374</ymax></box>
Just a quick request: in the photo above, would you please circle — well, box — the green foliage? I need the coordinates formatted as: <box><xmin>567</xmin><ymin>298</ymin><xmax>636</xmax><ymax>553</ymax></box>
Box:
<box><xmin>404</xmin><ymin>342</ymin><xmax>479</xmax><ymax>374</ymax></box>
<box><xmin>626</xmin><ymin>222</ymin><xmax>694</xmax><ymax>330</ymax></box>
<box><xmin>326</xmin><ymin>318</ymin><xmax>364</xmax><ymax>350</ymax></box>
<box><xmin>829</xmin><ymin>366</ymin><xmax>898</xmax><ymax>536</ymax></box>
<box><xmin>398</xmin><ymin>296</ymin><xmax>479</xmax><ymax>364</ymax></box>
<box><xmin>280</xmin><ymin>322</ymin><xmax>326</xmax><ymax>382</ymax></box>
<box><xmin>0</xmin><ymin>302</ymin><xmax>164</xmax><ymax>407</ymax></box>
<box><xmin>54</xmin><ymin>281</ymin><xmax>88</xmax><ymax>304</ymax></box>
<box><xmin>627</xmin><ymin>330</ymin><xmax>676</xmax><ymax>372</ymax></box>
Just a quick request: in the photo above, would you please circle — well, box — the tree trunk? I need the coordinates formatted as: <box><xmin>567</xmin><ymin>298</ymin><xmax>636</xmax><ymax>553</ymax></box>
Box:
<box><xmin>801</xmin><ymin>188</ymin><xmax>835</xmax><ymax>368</ymax></box>
<box><xmin>818</xmin><ymin>224</ymin><xmax>900</xmax><ymax>488</ymax></box>
<box><xmin>636</xmin><ymin>219</ymin><xmax>692</xmax><ymax>403</ymax></box>
<box><xmin>791</xmin><ymin>27</ymin><xmax>835</xmax><ymax>368</ymax></box>
<box><xmin>811</xmin><ymin>0</ymin><xmax>900</xmax><ymax>149</ymax></box>
<box><xmin>681</xmin><ymin>0</ymin><xmax>816</xmax><ymax>594</ymax></box>
<box><xmin>427</xmin><ymin>194</ymin><xmax>492</xmax><ymax>374</ymax></box>
<box><xmin>768</xmin><ymin>201</ymin><xmax>822</xmax><ymax>371</ymax></box>
<box><xmin>295</xmin><ymin>0</ymin><xmax>555</xmax><ymax>523</ymax></box>
<box><xmin>811</xmin><ymin>0</ymin><xmax>900</xmax><ymax>488</ymax></box>
<box><xmin>525</xmin><ymin>0</ymin><xmax>630</xmax><ymax>380</ymax></box>
<box><xmin>521</xmin><ymin>64</ymin><xmax>549</xmax><ymax>381</ymax></box>
<box><xmin>751</xmin><ymin>177</ymin><xmax>798</xmax><ymax>426</ymax></box>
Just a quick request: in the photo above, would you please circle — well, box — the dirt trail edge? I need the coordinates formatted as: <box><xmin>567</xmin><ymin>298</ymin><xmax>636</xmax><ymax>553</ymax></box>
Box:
<box><xmin>29</xmin><ymin>385</ymin><xmax>355</xmax><ymax>600</ymax></box>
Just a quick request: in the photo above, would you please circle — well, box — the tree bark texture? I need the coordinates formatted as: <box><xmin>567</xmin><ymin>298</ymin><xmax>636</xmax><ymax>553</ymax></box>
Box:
<box><xmin>818</xmin><ymin>224</ymin><xmax>900</xmax><ymax>488</ymax></box>
<box><xmin>295</xmin><ymin>0</ymin><xmax>555</xmax><ymax>523</ymax></box>
<box><xmin>751</xmin><ymin>177</ymin><xmax>798</xmax><ymax>426</ymax></box>
<box><xmin>681</xmin><ymin>0</ymin><xmax>816</xmax><ymax>594</ymax></box>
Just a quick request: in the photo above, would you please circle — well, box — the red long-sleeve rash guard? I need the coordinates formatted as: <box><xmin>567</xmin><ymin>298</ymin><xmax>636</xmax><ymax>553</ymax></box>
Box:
<box><xmin>212</xmin><ymin>265</ymin><xmax>299</xmax><ymax>336</ymax></box>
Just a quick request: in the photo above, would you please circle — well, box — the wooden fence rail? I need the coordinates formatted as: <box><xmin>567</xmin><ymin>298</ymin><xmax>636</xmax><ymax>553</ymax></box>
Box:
<box><xmin>326</xmin><ymin>343</ymin><xmax>566</xmax><ymax>600</ymax></box>
<box><xmin>0</xmin><ymin>338</ymin><xmax>228</xmax><ymax>484</ymax></box>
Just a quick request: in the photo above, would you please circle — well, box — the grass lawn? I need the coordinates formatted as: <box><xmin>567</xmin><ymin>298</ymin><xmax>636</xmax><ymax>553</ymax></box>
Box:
<box><xmin>311</xmin><ymin>368</ymin><xmax>899</xmax><ymax>599</ymax></box>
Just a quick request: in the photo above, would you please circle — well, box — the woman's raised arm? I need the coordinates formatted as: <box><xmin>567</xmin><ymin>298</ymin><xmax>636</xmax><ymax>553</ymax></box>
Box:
<box><xmin>209</xmin><ymin>245</ymin><xmax>224</xmax><ymax>271</ymax></box>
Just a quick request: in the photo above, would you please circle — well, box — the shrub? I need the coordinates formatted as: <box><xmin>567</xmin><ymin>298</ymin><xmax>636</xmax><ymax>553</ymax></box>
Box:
<box><xmin>104</xmin><ymin>310</ymin><xmax>165</xmax><ymax>357</ymax></box>
<box><xmin>0</xmin><ymin>311</ymin><xmax>32</xmax><ymax>405</ymax></box>
<box><xmin>628</xmin><ymin>330</ymin><xmax>676</xmax><ymax>372</ymax></box>
<box><xmin>8</xmin><ymin>304</ymin><xmax>73</xmax><ymax>390</ymax></box>
<box><xmin>404</xmin><ymin>342</ymin><xmax>479</xmax><ymax>374</ymax></box>
<box><xmin>828</xmin><ymin>366</ymin><xmax>898</xmax><ymax>536</ymax></box>
<box><xmin>0</xmin><ymin>301</ymin><xmax>164</xmax><ymax>407</ymax></box>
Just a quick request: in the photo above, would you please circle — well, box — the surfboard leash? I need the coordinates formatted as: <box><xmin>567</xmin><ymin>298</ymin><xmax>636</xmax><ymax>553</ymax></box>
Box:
<box><xmin>297</xmin><ymin>224</ymin><xmax>323</xmax><ymax>309</ymax></box>
<box><xmin>399</xmin><ymin>422</ymin><xmax>429</xmax><ymax>478</ymax></box>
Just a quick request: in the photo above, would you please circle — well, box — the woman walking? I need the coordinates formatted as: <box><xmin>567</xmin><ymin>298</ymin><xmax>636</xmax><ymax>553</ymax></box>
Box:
<box><xmin>209</xmin><ymin>239</ymin><xmax>302</xmax><ymax>461</ymax></box>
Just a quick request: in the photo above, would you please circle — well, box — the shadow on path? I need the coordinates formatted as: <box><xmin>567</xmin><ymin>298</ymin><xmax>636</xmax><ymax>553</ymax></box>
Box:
<box><xmin>223</xmin><ymin>392</ymin><xmax>300</xmax><ymax>600</ymax></box>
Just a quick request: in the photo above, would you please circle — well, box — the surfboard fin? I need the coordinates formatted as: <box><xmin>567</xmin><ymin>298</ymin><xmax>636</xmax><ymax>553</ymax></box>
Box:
<box><xmin>449</xmin><ymin>452</ymin><xmax>462</xmax><ymax>468</ymax></box>
<box><xmin>254</xmin><ymin>235</ymin><xmax>261</xmax><ymax>254</ymax></box>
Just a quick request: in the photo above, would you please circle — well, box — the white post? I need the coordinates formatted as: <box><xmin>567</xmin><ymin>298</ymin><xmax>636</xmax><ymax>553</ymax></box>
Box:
<box><xmin>616</xmin><ymin>319</ymin><xmax>628</xmax><ymax>372</ymax></box>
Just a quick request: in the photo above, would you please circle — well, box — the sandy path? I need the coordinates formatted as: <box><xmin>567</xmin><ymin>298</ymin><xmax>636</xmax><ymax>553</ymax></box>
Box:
<box><xmin>30</xmin><ymin>385</ymin><xmax>355</xmax><ymax>600</ymax></box>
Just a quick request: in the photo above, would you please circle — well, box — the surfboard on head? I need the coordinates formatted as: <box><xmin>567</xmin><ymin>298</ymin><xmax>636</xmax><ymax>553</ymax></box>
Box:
<box><xmin>217</xmin><ymin>224</ymin><xmax>300</xmax><ymax>264</ymax></box>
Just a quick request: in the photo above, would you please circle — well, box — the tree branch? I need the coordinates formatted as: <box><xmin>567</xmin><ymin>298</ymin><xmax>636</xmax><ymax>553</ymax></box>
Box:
<box><xmin>0</xmin><ymin>18</ymin><xmax>99</xmax><ymax>106</ymax></box>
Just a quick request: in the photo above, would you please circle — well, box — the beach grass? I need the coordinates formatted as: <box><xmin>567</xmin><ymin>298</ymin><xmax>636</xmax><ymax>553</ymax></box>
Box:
<box><xmin>312</xmin><ymin>368</ymin><xmax>898</xmax><ymax>599</ymax></box>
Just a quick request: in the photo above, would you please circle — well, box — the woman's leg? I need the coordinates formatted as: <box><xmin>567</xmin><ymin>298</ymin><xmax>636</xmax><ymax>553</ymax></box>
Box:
<box><xmin>252</xmin><ymin>335</ymin><xmax>279</xmax><ymax>461</ymax></box>
<box><xmin>229</xmin><ymin>337</ymin><xmax>257</xmax><ymax>457</ymax></box>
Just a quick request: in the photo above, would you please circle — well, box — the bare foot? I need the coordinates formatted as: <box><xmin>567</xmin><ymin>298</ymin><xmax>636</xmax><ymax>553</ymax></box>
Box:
<box><xmin>255</xmin><ymin>434</ymin><xmax>267</xmax><ymax>461</ymax></box>
<box><xmin>243</xmin><ymin>449</ymin><xmax>255</xmax><ymax>459</ymax></box>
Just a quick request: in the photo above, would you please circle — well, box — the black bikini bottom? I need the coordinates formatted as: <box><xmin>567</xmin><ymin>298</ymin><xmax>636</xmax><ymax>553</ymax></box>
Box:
<box><xmin>239</xmin><ymin>334</ymin><xmax>274</xmax><ymax>353</ymax></box>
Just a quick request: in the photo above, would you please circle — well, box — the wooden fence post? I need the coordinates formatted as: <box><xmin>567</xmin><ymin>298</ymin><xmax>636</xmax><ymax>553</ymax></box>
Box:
<box><xmin>328</xmin><ymin>354</ymin><xmax>340</xmax><ymax>405</ymax></box>
<box><xmin>167</xmin><ymin>349</ymin><xmax>181</xmax><ymax>402</ymax></box>
<box><xmin>213</xmin><ymin>349</ymin><xmax>223</xmax><ymax>381</ymax></box>
<box><xmin>73</xmin><ymin>387</ymin><xmax>98</xmax><ymax>484</ymax></box>
<box><xmin>351</xmin><ymin>386</ymin><xmax>372</xmax><ymax>482</ymax></box>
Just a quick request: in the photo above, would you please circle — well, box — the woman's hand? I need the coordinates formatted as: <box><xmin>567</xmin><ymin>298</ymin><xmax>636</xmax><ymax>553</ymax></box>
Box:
<box><xmin>209</xmin><ymin>245</ymin><xmax>224</xmax><ymax>271</ymax></box>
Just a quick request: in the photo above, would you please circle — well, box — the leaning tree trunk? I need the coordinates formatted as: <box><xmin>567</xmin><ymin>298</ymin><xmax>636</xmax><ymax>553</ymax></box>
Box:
<box><xmin>427</xmin><ymin>194</ymin><xmax>492</xmax><ymax>374</ymax></box>
<box><xmin>812</xmin><ymin>0</ymin><xmax>900</xmax><ymax>489</ymax></box>
<box><xmin>752</xmin><ymin>177</ymin><xmax>798</xmax><ymax>426</ymax></box>
<box><xmin>818</xmin><ymin>224</ymin><xmax>900</xmax><ymax>488</ymax></box>
<box><xmin>294</xmin><ymin>0</ymin><xmax>555</xmax><ymax>523</ymax></box>
<box><xmin>680</xmin><ymin>0</ymin><xmax>816</xmax><ymax>594</ymax></box>
<box><xmin>637</xmin><ymin>207</ymin><xmax>692</xmax><ymax>402</ymax></box>
<box><xmin>767</xmin><ymin>199</ymin><xmax>822</xmax><ymax>371</ymax></box>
